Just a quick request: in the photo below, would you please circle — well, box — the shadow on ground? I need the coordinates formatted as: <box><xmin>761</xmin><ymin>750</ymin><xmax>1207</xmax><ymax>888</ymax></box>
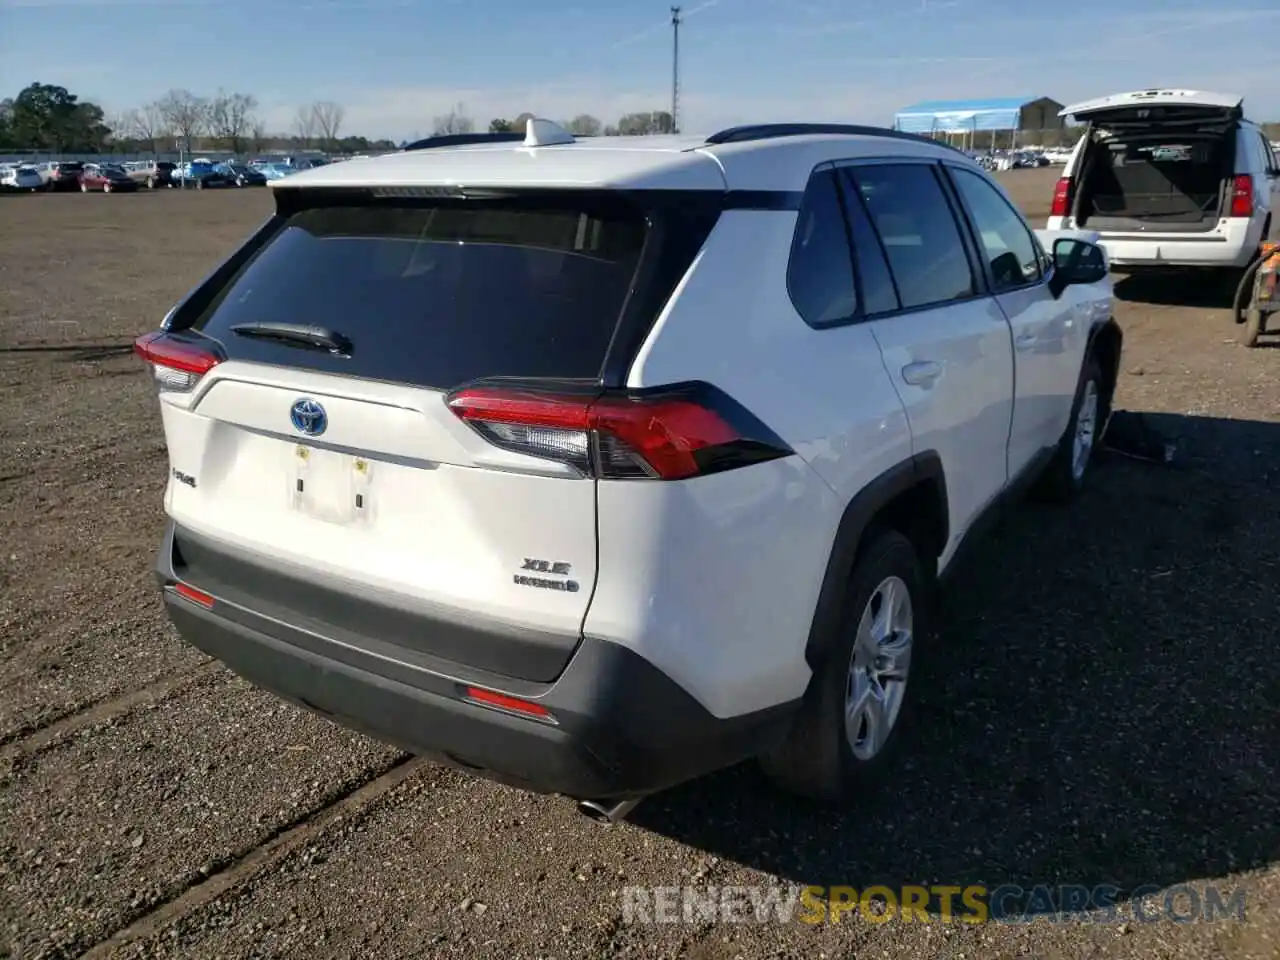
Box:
<box><xmin>631</xmin><ymin>411</ymin><xmax>1280</xmax><ymax>917</ymax></box>
<box><xmin>1113</xmin><ymin>269</ymin><xmax>1245</xmax><ymax>309</ymax></box>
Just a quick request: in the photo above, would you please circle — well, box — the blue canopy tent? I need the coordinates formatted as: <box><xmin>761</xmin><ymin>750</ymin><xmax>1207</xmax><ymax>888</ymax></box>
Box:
<box><xmin>894</xmin><ymin>96</ymin><xmax>1062</xmax><ymax>150</ymax></box>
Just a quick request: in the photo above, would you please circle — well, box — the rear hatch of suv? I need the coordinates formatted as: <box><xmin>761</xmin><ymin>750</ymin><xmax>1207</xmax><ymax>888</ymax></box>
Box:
<box><xmin>1057</xmin><ymin>89</ymin><xmax>1243</xmax><ymax>234</ymax></box>
<box><xmin>140</xmin><ymin>184</ymin><xmax>721</xmax><ymax>684</ymax></box>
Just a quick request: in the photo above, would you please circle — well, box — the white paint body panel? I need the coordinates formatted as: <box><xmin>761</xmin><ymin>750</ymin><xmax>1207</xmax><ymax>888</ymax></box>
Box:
<box><xmin>614</xmin><ymin>211</ymin><xmax>911</xmax><ymax>715</ymax></box>
<box><xmin>866</xmin><ymin>298</ymin><xmax>1014</xmax><ymax>566</ymax></box>
<box><xmin>159</xmin><ymin>362</ymin><xmax>598</xmax><ymax>640</ymax></box>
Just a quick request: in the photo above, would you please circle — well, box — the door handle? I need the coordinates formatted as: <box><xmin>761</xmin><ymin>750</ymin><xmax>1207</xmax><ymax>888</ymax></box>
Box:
<box><xmin>901</xmin><ymin>360</ymin><xmax>943</xmax><ymax>387</ymax></box>
<box><xmin>1015</xmin><ymin>332</ymin><xmax>1038</xmax><ymax>351</ymax></box>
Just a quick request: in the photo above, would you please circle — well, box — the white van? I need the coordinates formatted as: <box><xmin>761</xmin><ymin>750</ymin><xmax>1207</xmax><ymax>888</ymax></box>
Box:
<box><xmin>1046</xmin><ymin>89</ymin><xmax>1279</xmax><ymax>273</ymax></box>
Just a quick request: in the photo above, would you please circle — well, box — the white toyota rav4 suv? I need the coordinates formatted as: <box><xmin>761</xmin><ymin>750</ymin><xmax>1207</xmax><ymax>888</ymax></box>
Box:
<box><xmin>136</xmin><ymin>120</ymin><xmax>1120</xmax><ymax>821</ymax></box>
<box><xmin>1047</xmin><ymin>88</ymin><xmax>1280</xmax><ymax>274</ymax></box>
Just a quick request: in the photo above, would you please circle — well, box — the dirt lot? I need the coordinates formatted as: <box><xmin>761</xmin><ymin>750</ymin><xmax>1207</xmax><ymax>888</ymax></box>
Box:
<box><xmin>1</xmin><ymin>169</ymin><xmax>1278</xmax><ymax>960</ymax></box>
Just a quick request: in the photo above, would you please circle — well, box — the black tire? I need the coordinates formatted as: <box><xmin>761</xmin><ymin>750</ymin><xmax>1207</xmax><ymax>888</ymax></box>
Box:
<box><xmin>760</xmin><ymin>529</ymin><xmax>931</xmax><ymax>802</ymax></box>
<box><xmin>1243</xmin><ymin>307</ymin><xmax>1265</xmax><ymax>348</ymax></box>
<box><xmin>1036</xmin><ymin>354</ymin><xmax>1106</xmax><ymax>502</ymax></box>
<box><xmin>147</xmin><ymin>176</ymin><xmax>155</xmax><ymax>189</ymax></box>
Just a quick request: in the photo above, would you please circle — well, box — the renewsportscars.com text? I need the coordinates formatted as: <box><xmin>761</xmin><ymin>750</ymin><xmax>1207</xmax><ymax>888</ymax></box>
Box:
<box><xmin>620</xmin><ymin>884</ymin><xmax>1247</xmax><ymax>925</ymax></box>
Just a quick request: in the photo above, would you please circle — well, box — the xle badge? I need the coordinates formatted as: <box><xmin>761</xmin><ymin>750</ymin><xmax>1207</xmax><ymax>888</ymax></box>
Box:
<box><xmin>514</xmin><ymin>558</ymin><xmax>579</xmax><ymax>593</ymax></box>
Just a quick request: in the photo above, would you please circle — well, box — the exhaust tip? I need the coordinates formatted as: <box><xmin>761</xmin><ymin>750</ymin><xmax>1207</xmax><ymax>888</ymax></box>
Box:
<box><xmin>576</xmin><ymin>798</ymin><xmax>641</xmax><ymax>825</ymax></box>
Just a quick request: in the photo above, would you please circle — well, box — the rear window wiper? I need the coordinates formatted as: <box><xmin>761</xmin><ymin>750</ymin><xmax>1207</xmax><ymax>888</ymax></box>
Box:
<box><xmin>230</xmin><ymin>322</ymin><xmax>352</xmax><ymax>355</ymax></box>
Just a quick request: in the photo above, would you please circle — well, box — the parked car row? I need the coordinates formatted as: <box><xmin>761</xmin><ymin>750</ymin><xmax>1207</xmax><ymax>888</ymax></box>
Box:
<box><xmin>971</xmin><ymin>149</ymin><xmax>1057</xmax><ymax>171</ymax></box>
<box><xmin>0</xmin><ymin>155</ymin><xmax>337</xmax><ymax>193</ymax></box>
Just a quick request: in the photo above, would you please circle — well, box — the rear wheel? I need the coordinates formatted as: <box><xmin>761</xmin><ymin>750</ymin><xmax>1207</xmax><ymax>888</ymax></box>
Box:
<box><xmin>760</xmin><ymin>529</ymin><xmax>929</xmax><ymax>802</ymax></box>
<box><xmin>103</xmin><ymin>182</ymin><xmax>112</xmax><ymax>194</ymax></box>
<box><xmin>79</xmin><ymin>181</ymin><xmax>88</xmax><ymax>193</ymax></box>
<box><xmin>147</xmin><ymin>176</ymin><xmax>156</xmax><ymax>189</ymax></box>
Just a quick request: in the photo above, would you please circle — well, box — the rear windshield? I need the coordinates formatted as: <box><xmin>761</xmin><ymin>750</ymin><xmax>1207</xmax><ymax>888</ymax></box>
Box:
<box><xmin>192</xmin><ymin>200</ymin><xmax>648</xmax><ymax>389</ymax></box>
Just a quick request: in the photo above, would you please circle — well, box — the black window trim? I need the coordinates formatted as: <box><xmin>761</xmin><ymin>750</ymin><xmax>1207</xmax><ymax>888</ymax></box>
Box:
<box><xmin>833</xmin><ymin>165</ymin><xmax>902</xmax><ymax>318</ymax></box>
<box><xmin>822</xmin><ymin>155</ymin><xmax>994</xmax><ymax>324</ymax></box>
<box><xmin>939</xmin><ymin>159</ymin><xmax>1055</xmax><ymax>297</ymax></box>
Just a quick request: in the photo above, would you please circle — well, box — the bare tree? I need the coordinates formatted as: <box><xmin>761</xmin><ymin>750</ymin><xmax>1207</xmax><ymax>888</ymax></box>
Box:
<box><xmin>250</xmin><ymin>120</ymin><xmax>267</xmax><ymax>154</ymax></box>
<box><xmin>294</xmin><ymin>105</ymin><xmax>318</xmax><ymax>149</ymax></box>
<box><xmin>432</xmin><ymin>103</ymin><xmax>474</xmax><ymax>136</ymax></box>
<box><xmin>156</xmin><ymin>89</ymin><xmax>210</xmax><ymax>153</ymax></box>
<box><xmin>130</xmin><ymin>101</ymin><xmax>168</xmax><ymax>154</ymax></box>
<box><xmin>311</xmin><ymin>101</ymin><xmax>344</xmax><ymax>150</ymax></box>
<box><xmin>107</xmin><ymin>111</ymin><xmax>131</xmax><ymax>152</ymax></box>
<box><xmin>209</xmin><ymin>90</ymin><xmax>258</xmax><ymax>153</ymax></box>
<box><xmin>566</xmin><ymin>114</ymin><xmax>601</xmax><ymax>137</ymax></box>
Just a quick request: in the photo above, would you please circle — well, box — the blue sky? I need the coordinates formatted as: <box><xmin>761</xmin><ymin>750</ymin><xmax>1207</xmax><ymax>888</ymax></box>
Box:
<box><xmin>1</xmin><ymin>0</ymin><xmax>1278</xmax><ymax>140</ymax></box>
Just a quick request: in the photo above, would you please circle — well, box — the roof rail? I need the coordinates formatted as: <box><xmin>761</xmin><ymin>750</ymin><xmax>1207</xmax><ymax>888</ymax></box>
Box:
<box><xmin>401</xmin><ymin>131</ymin><xmax>525</xmax><ymax>152</ymax></box>
<box><xmin>704</xmin><ymin>123</ymin><xmax>967</xmax><ymax>154</ymax></box>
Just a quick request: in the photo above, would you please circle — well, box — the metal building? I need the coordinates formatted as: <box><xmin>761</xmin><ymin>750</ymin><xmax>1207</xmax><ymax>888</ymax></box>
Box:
<box><xmin>893</xmin><ymin>96</ymin><xmax>1066</xmax><ymax>148</ymax></box>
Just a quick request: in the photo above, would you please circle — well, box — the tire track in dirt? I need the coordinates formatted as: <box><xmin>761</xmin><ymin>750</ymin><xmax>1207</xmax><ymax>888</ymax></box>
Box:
<box><xmin>0</xmin><ymin>660</ymin><xmax>218</xmax><ymax>764</ymax></box>
<box><xmin>78</xmin><ymin>757</ymin><xmax>428</xmax><ymax>959</ymax></box>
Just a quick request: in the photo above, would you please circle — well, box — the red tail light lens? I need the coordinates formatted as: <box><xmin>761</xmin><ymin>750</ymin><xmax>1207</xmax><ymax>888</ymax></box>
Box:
<box><xmin>463</xmin><ymin>686</ymin><xmax>555</xmax><ymax>722</ymax></box>
<box><xmin>1229</xmin><ymin>175</ymin><xmax>1253</xmax><ymax>218</ymax></box>
<box><xmin>447</xmin><ymin>382</ymin><xmax>792</xmax><ymax>481</ymax></box>
<box><xmin>134</xmin><ymin>331</ymin><xmax>223</xmax><ymax>392</ymax></box>
<box><xmin>173</xmin><ymin>582</ymin><xmax>214</xmax><ymax>608</ymax></box>
<box><xmin>1049</xmin><ymin>177</ymin><xmax>1073</xmax><ymax>218</ymax></box>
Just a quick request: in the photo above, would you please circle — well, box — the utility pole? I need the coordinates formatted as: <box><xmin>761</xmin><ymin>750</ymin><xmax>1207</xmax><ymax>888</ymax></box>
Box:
<box><xmin>670</xmin><ymin>5</ymin><xmax>681</xmax><ymax>134</ymax></box>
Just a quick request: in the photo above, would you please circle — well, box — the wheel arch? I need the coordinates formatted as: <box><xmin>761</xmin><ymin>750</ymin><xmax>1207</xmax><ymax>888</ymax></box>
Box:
<box><xmin>1087</xmin><ymin>317</ymin><xmax>1123</xmax><ymax>413</ymax></box>
<box><xmin>804</xmin><ymin>452</ymin><xmax>949</xmax><ymax>669</ymax></box>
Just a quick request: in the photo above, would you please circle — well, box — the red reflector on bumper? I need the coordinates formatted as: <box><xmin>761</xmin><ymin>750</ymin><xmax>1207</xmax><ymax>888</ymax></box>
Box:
<box><xmin>174</xmin><ymin>582</ymin><xmax>214</xmax><ymax>608</ymax></box>
<box><xmin>464</xmin><ymin>686</ymin><xmax>555</xmax><ymax>722</ymax></box>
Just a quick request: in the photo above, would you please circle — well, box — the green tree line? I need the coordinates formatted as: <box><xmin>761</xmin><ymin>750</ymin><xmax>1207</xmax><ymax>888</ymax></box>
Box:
<box><xmin>0</xmin><ymin>82</ymin><xmax>397</xmax><ymax>155</ymax></box>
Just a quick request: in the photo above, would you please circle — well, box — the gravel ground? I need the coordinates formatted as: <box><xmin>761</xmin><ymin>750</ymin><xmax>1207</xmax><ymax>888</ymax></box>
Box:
<box><xmin>1</xmin><ymin>173</ymin><xmax>1277</xmax><ymax>959</ymax></box>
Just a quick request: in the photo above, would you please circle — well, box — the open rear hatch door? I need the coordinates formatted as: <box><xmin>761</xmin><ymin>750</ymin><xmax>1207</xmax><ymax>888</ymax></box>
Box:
<box><xmin>1060</xmin><ymin>90</ymin><xmax>1243</xmax><ymax>232</ymax></box>
<box><xmin>1060</xmin><ymin>89</ymin><xmax>1243</xmax><ymax>134</ymax></box>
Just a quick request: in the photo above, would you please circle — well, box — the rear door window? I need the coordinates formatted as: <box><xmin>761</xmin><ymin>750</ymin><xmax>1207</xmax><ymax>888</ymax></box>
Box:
<box><xmin>834</xmin><ymin>171</ymin><xmax>900</xmax><ymax>315</ymax></box>
<box><xmin>845</xmin><ymin>164</ymin><xmax>976</xmax><ymax>310</ymax></box>
<box><xmin>191</xmin><ymin>199</ymin><xmax>648</xmax><ymax>389</ymax></box>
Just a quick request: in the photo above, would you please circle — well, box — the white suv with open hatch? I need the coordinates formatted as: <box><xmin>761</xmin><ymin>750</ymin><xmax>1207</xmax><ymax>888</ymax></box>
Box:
<box><xmin>1047</xmin><ymin>88</ymin><xmax>1280</xmax><ymax>275</ymax></box>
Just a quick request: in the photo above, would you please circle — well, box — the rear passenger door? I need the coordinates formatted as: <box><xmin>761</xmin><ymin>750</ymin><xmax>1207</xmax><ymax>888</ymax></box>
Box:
<box><xmin>835</xmin><ymin>160</ymin><xmax>1015</xmax><ymax>562</ymax></box>
<box><xmin>943</xmin><ymin>163</ymin><xmax>1086</xmax><ymax>475</ymax></box>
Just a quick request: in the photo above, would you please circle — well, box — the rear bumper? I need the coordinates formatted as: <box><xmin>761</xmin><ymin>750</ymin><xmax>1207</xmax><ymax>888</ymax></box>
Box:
<box><xmin>155</xmin><ymin>520</ymin><xmax>797</xmax><ymax>800</ymax></box>
<box><xmin>1047</xmin><ymin>216</ymin><xmax>1258</xmax><ymax>268</ymax></box>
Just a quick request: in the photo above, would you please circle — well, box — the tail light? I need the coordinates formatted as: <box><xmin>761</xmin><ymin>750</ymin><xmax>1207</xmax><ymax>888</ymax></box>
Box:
<box><xmin>1049</xmin><ymin>177</ymin><xmax>1073</xmax><ymax>218</ymax></box>
<box><xmin>463</xmin><ymin>686</ymin><xmax>555</xmax><ymax>723</ymax></box>
<box><xmin>446</xmin><ymin>381</ymin><xmax>793</xmax><ymax>481</ymax></box>
<box><xmin>134</xmin><ymin>330</ymin><xmax>223</xmax><ymax>393</ymax></box>
<box><xmin>1229</xmin><ymin>175</ymin><xmax>1253</xmax><ymax>218</ymax></box>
